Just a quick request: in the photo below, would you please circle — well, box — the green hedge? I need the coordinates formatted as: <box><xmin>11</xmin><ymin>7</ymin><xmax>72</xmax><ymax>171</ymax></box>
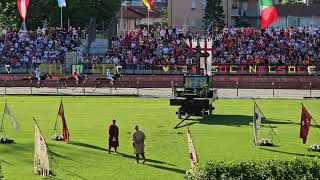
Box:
<box><xmin>0</xmin><ymin>162</ymin><xmax>2</xmax><ymax>179</ymax></box>
<box><xmin>186</xmin><ymin>158</ymin><xmax>320</xmax><ymax>180</ymax></box>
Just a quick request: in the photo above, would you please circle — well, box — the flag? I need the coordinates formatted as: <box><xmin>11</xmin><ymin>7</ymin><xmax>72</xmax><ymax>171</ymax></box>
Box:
<box><xmin>58</xmin><ymin>100</ymin><xmax>70</xmax><ymax>142</ymax></box>
<box><xmin>260</xmin><ymin>0</ymin><xmax>278</xmax><ymax>29</ymax></box>
<box><xmin>187</xmin><ymin>129</ymin><xmax>198</xmax><ymax>168</ymax></box>
<box><xmin>17</xmin><ymin>0</ymin><xmax>30</xmax><ymax>20</ymax></box>
<box><xmin>143</xmin><ymin>0</ymin><xmax>153</xmax><ymax>11</ymax></box>
<box><xmin>3</xmin><ymin>102</ymin><xmax>21</xmax><ymax>131</ymax></box>
<box><xmin>300</xmin><ymin>105</ymin><xmax>312</xmax><ymax>144</ymax></box>
<box><xmin>34</xmin><ymin>124</ymin><xmax>50</xmax><ymax>176</ymax></box>
<box><xmin>253</xmin><ymin>103</ymin><xmax>263</xmax><ymax>145</ymax></box>
<box><xmin>57</xmin><ymin>0</ymin><xmax>66</xmax><ymax>8</ymax></box>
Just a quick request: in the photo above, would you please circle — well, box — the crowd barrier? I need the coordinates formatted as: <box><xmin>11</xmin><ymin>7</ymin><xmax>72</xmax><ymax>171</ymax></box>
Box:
<box><xmin>0</xmin><ymin>77</ymin><xmax>318</xmax><ymax>89</ymax></box>
<box><xmin>4</xmin><ymin>64</ymin><xmax>320</xmax><ymax>76</ymax></box>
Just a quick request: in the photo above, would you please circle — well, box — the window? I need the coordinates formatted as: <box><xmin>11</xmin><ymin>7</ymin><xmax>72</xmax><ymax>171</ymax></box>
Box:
<box><xmin>192</xmin><ymin>0</ymin><xmax>196</xmax><ymax>10</ymax></box>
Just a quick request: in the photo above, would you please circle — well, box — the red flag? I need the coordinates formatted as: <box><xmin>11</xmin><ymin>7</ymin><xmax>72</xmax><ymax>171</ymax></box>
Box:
<box><xmin>17</xmin><ymin>0</ymin><xmax>30</xmax><ymax>20</ymax></box>
<box><xmin>58</xmin><ymin>100</ymin><xmax>70</xmax><ymax>142</ymax></box>
<box><xmin>300</xmin><ymin>105</ymin><xmax>312</xmax><ymax>144</ymax></box>
<box><xmin>143</xmin><ymin>0</ymin><xmax>153</xmax><ymax>11</ymax></box>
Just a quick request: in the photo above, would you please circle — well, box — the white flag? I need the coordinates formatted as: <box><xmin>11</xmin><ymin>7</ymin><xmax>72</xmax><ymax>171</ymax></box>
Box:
<box><xmin>3</xmin><ymin>102</ymin><xmax>21</xmax><ymax>131</ymax></box>
<box><xmin>253</xmin><ymin>103</ymin><xmax>263</xmax><ymax>145</ymax></box>
<box><xmin>57</xmin><ymin>0</ymin><xmax>66</xmax><ymax>8</ymax></box>
<box><xmin>34</xmin><ymin>125</ymin><xmax>50</xmax><ymax>176</ymax></box>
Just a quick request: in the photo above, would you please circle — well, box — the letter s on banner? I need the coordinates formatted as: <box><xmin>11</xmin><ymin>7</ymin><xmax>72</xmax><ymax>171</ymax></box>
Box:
<box><xmin>277</xmin><ymin>65</ymin><xmax>286</xmax><ymax>74</ymax></box>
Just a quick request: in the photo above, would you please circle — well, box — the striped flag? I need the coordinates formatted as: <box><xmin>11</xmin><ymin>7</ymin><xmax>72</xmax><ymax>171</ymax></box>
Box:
<box><xmin>187</xmin><ymin>129</ymin><xmax>198</xmax><ymax>168</ymax></box>
<box><xmin>17</xmin><ymin>0</ymin><xmax>30</xmax><ymax>20</ymax></box>
<box><xmin>58</xmin><ymin>100</ymin><xmax>70</xmax><ymax>142</ymax></box>
<box><xmin>143</xmin><ymin>0</ymin><xmax>153</xmax><ymax>11</ymax></box>
<box><xmin>34</xmin><ymin>123</ymin><xmax>50</xmax><ymax>176</ymax></box>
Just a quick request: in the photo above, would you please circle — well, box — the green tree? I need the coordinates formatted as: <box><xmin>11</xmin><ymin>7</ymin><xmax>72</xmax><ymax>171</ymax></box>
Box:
<box><xmin>0</xmin><ymin>0</ymin><xmax>120</xmax><ymax>30</ymax></box>
<box><xmin>0</xmin><ymin>2</ymin><xmax>20</xmax><ymax>29</ymax></box>
<box><xmin>203</xmin><ymin>0</ymin><xmax>225</xmax><ymax>29</ymax></box>
<box><xmin>161</xmin><ymin>7</ymin><xmax>168</xmax><ymax>27</ymax></box>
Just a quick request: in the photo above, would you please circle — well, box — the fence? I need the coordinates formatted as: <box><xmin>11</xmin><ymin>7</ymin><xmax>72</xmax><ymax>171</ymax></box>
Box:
<box><xmin>0</xmin><ymin>80</ymin><xmax>318</xmax><ymax>98</ymax></box>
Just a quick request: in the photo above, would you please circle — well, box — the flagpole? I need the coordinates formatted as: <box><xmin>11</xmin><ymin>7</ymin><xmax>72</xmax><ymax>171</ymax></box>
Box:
<box><xmin>60</xmin><ymin>7</ymin><xmax>63</xmax><ymax>28</ymax></box>
<box><xmin>148</xmin><ymin>9</ymin><xmax>150</xmax><ymax>31</ymax></box>
<box><xmin>301</xmin><ymin>103</ymin><xmax>320</xmax><ymax>126</ymax></box>
<box><xmin>0</xmin><ymin>99</ymin><xmax>7</xmax><ymax>134</ymax></box>
<box><xmin>258</xmin><ymin>0</ymin><xmax>260</xmax><ymax>28</ymax></box>
<box><xmin>23</xmin><ymin>19</ymin><xmax>26</xmax><ymax>30</ymax></box>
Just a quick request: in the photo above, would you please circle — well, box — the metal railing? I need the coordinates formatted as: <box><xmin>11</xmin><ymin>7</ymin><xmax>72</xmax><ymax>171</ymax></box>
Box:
<box><xmin>0</xmin><ymin>80</ymin><xmax>318</xmax><ymax>98</ymax></box>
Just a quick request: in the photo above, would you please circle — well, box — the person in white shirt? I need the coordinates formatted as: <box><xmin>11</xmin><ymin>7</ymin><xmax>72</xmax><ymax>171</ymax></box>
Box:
<box><xmin>106</xmin><ymin>69</ymin><xmax>114</xmax><ymax>84</ymax></box>
<box><xmin>35</xmin><ymin>68</ymin><xmax>41</xmax><ymax>86</ymax></box>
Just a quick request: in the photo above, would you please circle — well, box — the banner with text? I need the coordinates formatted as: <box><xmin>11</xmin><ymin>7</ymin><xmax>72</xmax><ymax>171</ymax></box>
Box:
<box><xmin>211</xmin><ymin>65</ymin><xmax>319</xmax><ymax>75</ymax></box>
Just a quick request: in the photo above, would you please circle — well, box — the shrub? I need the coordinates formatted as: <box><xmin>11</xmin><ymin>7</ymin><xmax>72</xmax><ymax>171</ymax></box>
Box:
<box><xmin>186</xmin><ymin>158</ymin><xmax>320</xmax><ymax>180</ymax></box>
<box><xmin>0</xmin><ymin>162</ymin><xmax>3</xmax><ymax>179</ymax></box>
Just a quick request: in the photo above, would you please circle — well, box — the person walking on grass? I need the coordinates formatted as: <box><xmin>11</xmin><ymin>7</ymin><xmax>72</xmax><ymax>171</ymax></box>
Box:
<box><xmin>108</xmin><ymin>120</ymin><xmax>119</xmax><ymax>154</ymax></box>
<box><xmin>132</xmin><ymin>125</ymin><xmax>146</xmax><ymax>163</ymax></box>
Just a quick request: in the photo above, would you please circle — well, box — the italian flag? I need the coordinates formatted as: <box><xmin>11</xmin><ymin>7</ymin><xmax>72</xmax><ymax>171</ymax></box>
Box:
<box><xmin>143</xmin><ymin>0</ymin><xmax>153</xmax><ymax>11</ymax></box>
<box><xmin>260</xmin><ymin>0</ymin><xmax>278</xmax><ymax>29</ymax></box>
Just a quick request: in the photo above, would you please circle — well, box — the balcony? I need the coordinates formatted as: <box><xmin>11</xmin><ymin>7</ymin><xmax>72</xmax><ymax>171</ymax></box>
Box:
<box><xmin>231</xmin><ymin>8</ymin><xmax>259</xmax><ymax>17</ymax></box>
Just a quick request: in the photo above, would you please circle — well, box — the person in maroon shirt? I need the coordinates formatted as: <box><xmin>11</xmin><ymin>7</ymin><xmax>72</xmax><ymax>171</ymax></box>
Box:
<box><xmin>108</xmin><ymin>120</ymin><xmax>119</xmax><ymax>154</ymax></box>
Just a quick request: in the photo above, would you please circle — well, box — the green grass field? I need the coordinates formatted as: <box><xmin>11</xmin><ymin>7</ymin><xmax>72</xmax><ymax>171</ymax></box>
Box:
<box><xmin>1</xmin><ymin>96</ymin><xmax>320</xmax><ymax>180</ymax></box>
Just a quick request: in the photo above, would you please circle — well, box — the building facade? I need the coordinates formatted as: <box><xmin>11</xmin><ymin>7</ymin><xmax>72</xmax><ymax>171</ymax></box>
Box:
<box><xmin>168</xmin><ymin>0</ymin><xmax>320</xmax><ymax>32</ymax></box>
<box><xmin>116</xmin><ymin>0</ymin><xmax>166</xmax><ymax>33</ymax></box>
<box><xmin>167</xmin><ymin>0</ymin><xmax>260</xmax><ymax>32</ymax></box>
<box><xmin>119</xmin><ymin>0</ymin><xmax>320</xmax><ymax>33</ymax></box>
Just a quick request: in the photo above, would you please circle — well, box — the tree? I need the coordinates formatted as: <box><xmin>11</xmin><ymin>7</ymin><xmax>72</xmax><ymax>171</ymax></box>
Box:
<box><xmin>0</xmin><ymin>0</ymin><xmax>120</xmax><ymax>30</ymax></box>
<box><xmin>161</xmin><ymin>7</ymin><xmax>168</xmax><ymax>27</ymax></box>
<box><xmin>0</xmin><ymin>2</ymin><xmax>20</xmax><ymax>29</ymax></box>
<box><xmin>203</xmin><ymin>0</ymin><xmax>225</xmax><ymax>29</ymax></box>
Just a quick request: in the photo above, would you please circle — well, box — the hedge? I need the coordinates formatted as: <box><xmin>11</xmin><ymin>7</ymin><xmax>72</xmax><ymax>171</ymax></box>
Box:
<box><xmin>0</xmin><ymin>162</ymin><xmax>2</xmax><ymax>179</ymax></box>
<box><xmin>186</xmin><ymin>158</ymin><xmax>320</xmax><ymax>180</ymax></box>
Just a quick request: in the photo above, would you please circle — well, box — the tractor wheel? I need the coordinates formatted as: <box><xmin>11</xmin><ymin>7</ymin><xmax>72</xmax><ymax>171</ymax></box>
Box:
<box><xmin>201</xmin><ymin>108</ymin><xmax>206</xmax><ymax>118</ymax></box>
<box><xmin>177</xmin><ymin>107</ymin><xmax>182</xmax><ymax>119</ymax></box>
<box><xmin>209</xmin><ymin>105</ymin><xmax>213</xmax><ymax>116</ymax></box>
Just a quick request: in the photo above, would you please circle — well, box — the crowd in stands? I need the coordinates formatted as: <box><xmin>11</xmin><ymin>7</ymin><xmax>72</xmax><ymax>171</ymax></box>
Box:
<box><xmin>0</xmin><ymin>27</ymin><xmax>81</xmax><ymax>69</ymax></box>
<box><xmin>212</xmin><ymin>27</ymin><xmax>320</xmax><ymax>66</ymax></box>
<box><xmin>2</xmin><ymin>25</ymin><xmax>320</xmax><ymax>72</ymax></box>
<box><xmin>82</xmin><ymin>27</ymin><xmax>196</xmax><ymax>68</ymax></box>
<box><xmin>100</xmin><ymin>26</ymin><xmax>320</xmax><ymax>68</ymax></box>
